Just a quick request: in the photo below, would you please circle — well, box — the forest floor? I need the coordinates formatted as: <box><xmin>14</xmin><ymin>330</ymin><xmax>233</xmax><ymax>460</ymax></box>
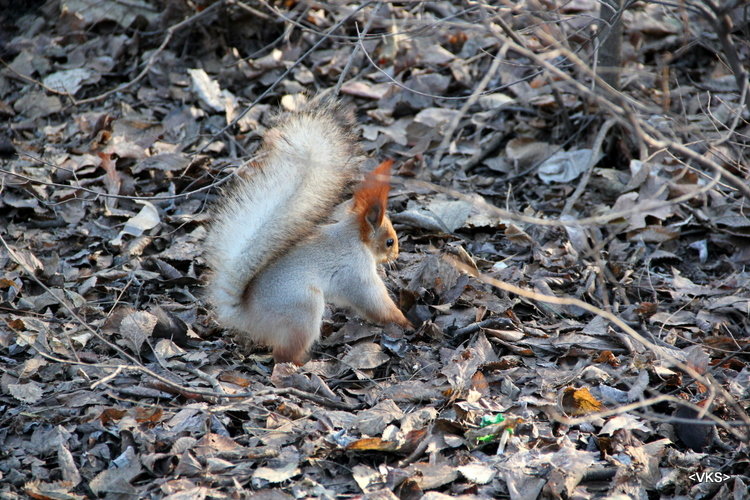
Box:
<box><xmin>1</xmin><ymin>0</ymin><xmax>749</xmax><ymax>499</ymax></box>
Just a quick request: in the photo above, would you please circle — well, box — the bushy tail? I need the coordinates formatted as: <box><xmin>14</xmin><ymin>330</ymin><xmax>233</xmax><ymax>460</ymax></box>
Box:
<box><xmin>205</xmin><ymin>98</ymin><xmax>362</xmax><ymax>327</ymax></box>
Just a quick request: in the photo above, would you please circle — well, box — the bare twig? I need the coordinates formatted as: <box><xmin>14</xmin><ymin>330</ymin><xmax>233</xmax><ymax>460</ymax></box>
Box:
<box><xmin>596</xmin><ymin>0</ymin><xmax>625</xmax><ymax>90</ymax></box>
<box><xmin>711</xmin><ymin>78</ymin><xmax>749</xmax><ymax>147</ymax></box>
<box><xmin>76</xmin><ymin>0</ymin><xmax>228</xmax><ymax>106</ymax></box>
<box><xmin>90</xmin><ymin>366</ymin><xmax>124</xmax><ymax>389</ymax></box>
<box><xmin>407</xmin><ymin>168</ymin><xmax>721</xmax><ymax>229</ymax></box>
<box><xmin>197</xmin><ymin>1</ymin><xmax>372</xmax><ymax>156</ymax></box>
<box><xmin>333</xmin><ymin>2</ymin><xmax>381</xmax><ymax>96</ymax></box>
<box><xmin>2</xmin><ymin>228</ymin><xmax>358</xmax><ymax>410</ymax></box>
<box><xmin>479</xmin><ymin>16</ymin><xmax>750</xmax><ymax>202</ymax></box>
<box><xmin>397</xmin><ymin>423</ymin><xmax>434</xmax><ymax>467</ymax></box>
<box><xmin>4</xmin><ymin>151</ymin><xmax>239</xmax><ymax>201</ymax></box>
<box><xmin>641</xmin><ymin>126</ymin><xmax>750</xmax><ymax>201</ymax></box>
<box><xmin>552</xmin><ymin>393</ymin><xmax>748</xmax><ymax>430</ymax></box>
<box><xmin>430</xmin><ymin>44</ymin><xmax>505</xmax><ymax>171</ymax></box>
<box><xmin>562</xmin><ymin>118</ymin><xmax>618</xmax><ymax>216</ymax></box>
<box><xmin>250</xmin><ymin>0</ymin><xmax>482</xmax><ymax>41</ymax></box>
<box><xmin>229</xmin><ymin>0</ymin><xmax>274</xmax><ymax>21</ymax></box>
<box><xmin>0</xmin><ymin>61</ymin><xmax>79</xmax><ymax>104</ymax></box>
<box><xmin>448</xmin><ymin>257</ymin><xmax>750</xmax><ymax>440</ymax></box>
<box><xmin>702</xmin><ymin>0</ymin><xmax>750</xmax><ymax>113</ymax></box>
<box><xmin>357</xmin><ymin>27</ymin><xmax>542</xmax><ymax>101</ymax></box>
<box><xmin>255</xmin><ymin>387</ymin><xmax>358</xmax><ymax>411</ymax></box>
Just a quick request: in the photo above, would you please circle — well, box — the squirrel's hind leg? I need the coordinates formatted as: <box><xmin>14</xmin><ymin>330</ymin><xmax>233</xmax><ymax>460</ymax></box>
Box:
<box><xmin>272</xmin><ymin>329</ymin><xmax>315</xmax><ymax>365</ymax></box>
<box><xmin>269</xmin><ymin>288</ymin><xmax>325</xmax><ymax>365</ymax></box>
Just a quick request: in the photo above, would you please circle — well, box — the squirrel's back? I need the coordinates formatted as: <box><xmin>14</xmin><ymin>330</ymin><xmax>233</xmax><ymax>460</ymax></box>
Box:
<box><xmin>205</xmin><ymin>98</ymin><xmax>362</xmax><ymax>328</ymax></box>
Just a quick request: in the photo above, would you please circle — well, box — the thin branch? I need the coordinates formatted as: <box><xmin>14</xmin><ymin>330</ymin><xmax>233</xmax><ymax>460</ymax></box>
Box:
<box><xmin>356</xmin><ymin>29</ymin><xmax>543</xmax><ymax>101</ymax></box>
<box><xmin>710</xmin><ymin>80</ymin><xmax>748</xmax><ymax>146</ymax></box>
<box><xmin>76</xmin><ymin>0</ymin><xmax>227</xmax><ymax>106</ymax></box>
<box><xmin>430</xmin><ymin>44</ymin><xmax>505</xmax><ymax>171</ymax></box>
<box><xmin>481</xmin><ymin>18</ymin><xmax>750</xmax><ymax>202</ymax></box>
<box><xmin>4</xmin><ymin>151</ymin><xmax>238</xmax><ymax>201</ymax></box>
<box><xmin>333</xmin><ymin>3</ymin><xmax>381</xmax><ymax>96</ymax></box>
<box><xmin>448</xmin><ymin>257</ymin><xmax>750</xmax><ymax>441</ymax></box>
<box><xmin>196</xmin><ymin>1</ymin><xmax>372</xmax><ymax>156</ymax></box>
<box><xmin>248</xmin><ymin>0</ymin><xmax>482</xmax><ymax>41</ymax></box>
<box><xmin>562</xmin><ymin>118</ymin><xmax>618</xmax><ymax>216</ymax></box>
<box><xmin>703</xmin><ymin>0</ymin><xmax>750</xmax><ymax>113</ymax></box>
<box><xmin>407</xmin><ymin>167</ymin><xmax>722</xmax><ymax>229</ymax></box>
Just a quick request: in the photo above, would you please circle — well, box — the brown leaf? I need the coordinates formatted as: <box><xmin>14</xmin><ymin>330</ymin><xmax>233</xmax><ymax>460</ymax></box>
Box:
<box><xmin>593</xmin><ymin>350</ymin><xmax>620</xmax><ymax>367</ymax></box>
<box><xmin>218</xmin><ymin>370</ymin><xmax>252</xmax><ymax>388</ymax></box>
<box><xmin>24</xmin><ymin>480</ymin><xmax>84</xmax><ymax>500</ymax></box>
<box><xmin>355</xmin><ymin>399</ymin><xmax>404</xmax><ymax>435</ymax></box>
<box><xmin>99</xmin><ymin>408</ymin><xmax>127</xmax><ymax>425</ymax></box>
<box><xmin>134</xmin><ymin>407</ymin><xmax>163</xmax><ymax>425</ymax></box>
<box><xmin>561</xmin><ymin>387</ymin><xmax>604</xmax><ymax>416</ymax></box>
<box><xmin>8</xmin><ymin>382</ymin><xmax>44</xmax><ymax>404</ymax></box>
<box><xmin>341</xmin><ymin>342</ymin><xmax>390</xmax><ymax>370</ymax></box>
<box><xmin>347</xmin><ymin>437</ymin><xmax>400</xmax><ymax>452</ymax></box>
<box><xmin>405</xmin><ymin>463</ymin><xmax>459</xmax><ymax>490</ymax></box>
<box><xmin>89</xmin><ymin>447</ymin><xmax>141</xmax><ymax>495</ymax></box>
<box><xmin>441</xmin><ymin>332</ymin><xmax>498</xmax><ymax>395</ymax></box>
<box><xmin>119</xmin><ymin>310</ymin><xmax>158</xmax><ymax>353</ymax></box>
<box><xmin>347</xmin><ymin>428</ymin><xmax>427</xmax><ymax>454</ymax></box>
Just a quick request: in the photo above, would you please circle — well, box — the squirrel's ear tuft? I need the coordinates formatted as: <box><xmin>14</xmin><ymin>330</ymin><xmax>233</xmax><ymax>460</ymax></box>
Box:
<box><xmin>354</xmin><ymin>159</ymin><xmax>393</xmax><ymax>238</ymax></box>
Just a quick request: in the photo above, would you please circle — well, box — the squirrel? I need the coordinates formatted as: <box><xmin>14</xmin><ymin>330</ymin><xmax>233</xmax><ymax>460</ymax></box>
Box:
<box><xmin>205</xmin><ymin>98</ymin><xmax>412</xmax><ymax>364</ymax></box>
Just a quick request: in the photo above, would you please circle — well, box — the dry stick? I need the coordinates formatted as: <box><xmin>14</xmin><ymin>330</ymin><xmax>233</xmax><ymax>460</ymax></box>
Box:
<box><xmin>509</xmin><ymin>0</ymin><xmax>575</xmax><ymax>129</ymax></box>
<box><xmin>398</xmin><ymin>422</ymin><xmax>434</xmax><ymax>467</ymax></box>
<box><xmin>711</xmin><ymin>77</ymin><xmax>748</xmax><ymax>147</ymax></box>
<box><xmin>229</xmin><ymin>0</ymin><xmax>274</xmax><ymax>21</ymax></box>
<box><xmin>11</xmin><ymin>147</ymin><xmax>719</xmax><ymax>230</ymax></box>
<box><xmin>252</xmin><ymin>0</ymin><xmax>371</xmax><ymax>41</ymax></box>
<box><xmin>448</xmin><ymin>258</ymin><xmax>750</xmax><ymax>440</ymax></box>
<box><xmin>552</xmin><ymin>393</ymin><xmax>747</xmax><ymax>430</ymax></box>
<box><xmin>333</xmin><ymin>2</ymin><xmax>381</xmax><ymax>96</ymax></box>
<box><xmin>47</xmin><ymin>339</ymin><xmax>355</xmax><ymax>409</ymax></box>
<box><xmin>40</xmin><ymin>347</ymin><xmax>357</xmax><ymax>409</ymax></box>
<box><xmin>413</xmin><ymin>1</ymin><xmax>739</xmax><ymax>433</ymax></box>
<box><xmin>489</xmin><ymin>5</ymin><xmax>526</xmax><ymax>46</ymax></box>
<box><xmin>252</xmin><ymin>0</ymin><xmax>481</xmax><ymax>41</ymax></box>
<box><xmin>0</xmin><ymin>61</ymin><xmax>78</xmax><ymax>103</ymax></box>
<box><xmin>5</xmin><ymin>151</ymin><xmax>237</xmax><ymax>201</ymax></box>
<box><xmin>641</xmin><ymin>124</ymin><xmax>750</xmax><ymax>201</ymax></box>
<box><xmin>90</xmin><ymin>366</ymin><xmax>124</xmax><ymax>389</ymax></box>
<box><xmin>198</xmin><ymin>1</ymin><xmax>372</xmax><ymax>156</ymax></box>
<box><xmin>241</xmin><ymin>2</ymin><xmax>307</xmax><ymax>60</ymax></box>
<box><xmin>0</xmin><ymin>233</ymin><xmax>353</xmax><ymax>410</ymax></box>
<box><xmin>350</xmin><ymin>5</ymin><xmax>547</xmax><ymax>103</ymax></box>
<box><xmin>482</xmin><ymin>20</ymin><xmax>750</xmax><ymax>202</ymax></box>
<box><xmin>356</xmin><ymin>31</ymin><xmax>510</xmax><ymax>101</ymax></box>
<box><xmin>0</xmin><ymin>236</ymin><xmax>146</xmax><ymax>368</ymax></box>
<box><xmin>500</xmin><ymin>116</ymin><xmax>597</xmax><ymax>181</ymax></box>
<box><xmin>531</xmin><ymin>28</ymin><xmax>750</xmax><ymax>200</ymax></box>
<box><xmin>185</xmin><ymin>365</ymin><xmax>228</xmax><ymax>395</ymax></box>
<box><xmin>477</xmin><ymin>8</ymin><xmax>640</xmax><ymax>115</ymax></box>
<box><xmin>703</xmin><ymin>0</ymin><xmax>750</xmax><ymax>113</ymax></box>
<box><xmin>430</xmin><ymin>44</ymin><xmax>506</xmax><ymax>171</ymax></box>
<box><xmin>561</xmin><ymin>118</ymin><xmax>617</xmax><ymax>216</ymax></box>
<box><xmin>76</xmin><ymin>0</ymin><xmax>227</xmax><ymax>106</ymax></box>
<box><xmin>407</xmin><ymin>168</ymin><xmax>721</xmax><ymax>229</ymax></box>
<box><xmin>596</xmin><ymin>0</ymin><xmax>625</xmax><ymax>90</ymax></box>
<box><xmin>255</xmin><ymin>388</ymin><xmax>359</xmax><ymax>411</ymax></box>
<box><xmin>461</xmin><ymin>129</ymin><xmax>507</xmax><ymax>174</ymax></box>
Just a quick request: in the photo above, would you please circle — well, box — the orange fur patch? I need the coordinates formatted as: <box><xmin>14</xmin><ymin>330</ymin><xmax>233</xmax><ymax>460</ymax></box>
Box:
<box><xmin>353</xmin><ymin>159</ymin><xmax>393</xmax><ymax>242</ymax></box>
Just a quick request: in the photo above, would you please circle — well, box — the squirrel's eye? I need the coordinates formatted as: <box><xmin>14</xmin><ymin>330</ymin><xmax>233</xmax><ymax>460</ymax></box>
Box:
<box><xmin>386</xmin><ymin>238</ymin><xmax>395</xmax><ymax>248</ymax></box>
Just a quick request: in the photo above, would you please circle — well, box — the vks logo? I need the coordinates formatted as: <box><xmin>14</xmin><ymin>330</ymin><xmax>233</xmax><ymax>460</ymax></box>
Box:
<box><xmin>690</xmin><ymin>471</ymin><xmax>731</xmax><ymax>483</ymax></box>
